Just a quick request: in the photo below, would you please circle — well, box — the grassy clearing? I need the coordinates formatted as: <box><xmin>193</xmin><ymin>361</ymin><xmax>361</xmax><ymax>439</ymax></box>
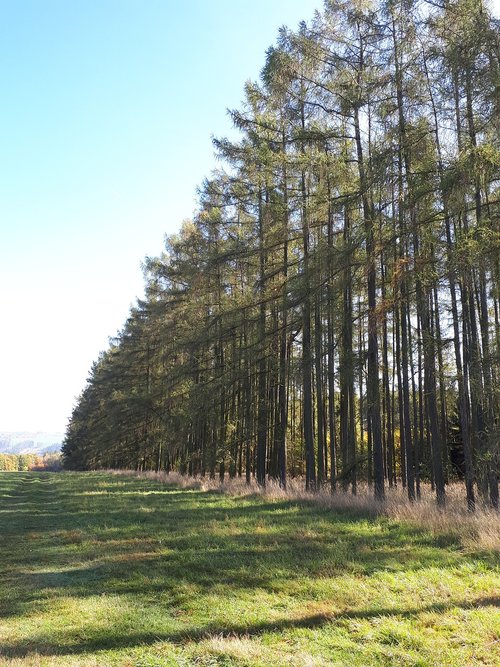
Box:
<box><xmin>0</xmin><ymin>472</ymin><xmax>498</xmax><ymax>666</ymax></box>
<box><xmin>120</xmin><ymin>470</ymin><xmax>500</xmax><ymax>553</ymax></box>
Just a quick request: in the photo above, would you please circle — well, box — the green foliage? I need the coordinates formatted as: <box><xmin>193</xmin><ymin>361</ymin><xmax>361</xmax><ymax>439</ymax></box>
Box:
<box><xmin>62</xmin><ymin>0</ymin><xmax>499</xmax><ymax>507</ymax></box>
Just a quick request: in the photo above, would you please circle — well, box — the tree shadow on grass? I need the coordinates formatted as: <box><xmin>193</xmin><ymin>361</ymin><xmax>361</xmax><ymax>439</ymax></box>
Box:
<box><xmin>1</xmin><ymin>596</ymin><xmax>498</xmax><ymax>658</ymax></box>
<box><xmin>1</xmin><ymin>497</ymin><xmax>479</xmax><ymax>614</ymax></box>
<box><xmin>1</xmin><ymin>472</ymin><xmax>498</xmax><ymax>657</ymax></box>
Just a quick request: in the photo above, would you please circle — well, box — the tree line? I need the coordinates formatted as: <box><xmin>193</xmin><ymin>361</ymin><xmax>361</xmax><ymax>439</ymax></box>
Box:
<box><xmin>63</xmin><ymin>0</ymin><xmax>499</xmax><ymax>509</ymax></box>
<box><xmin>0</xmin><ymin>453</ymin><xmax>62</xmax><ymax>472</ymax></box>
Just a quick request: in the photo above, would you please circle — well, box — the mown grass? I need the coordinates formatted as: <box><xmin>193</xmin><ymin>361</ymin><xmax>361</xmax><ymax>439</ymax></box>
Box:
<box><xmin>0</xmin><ymin>472</ymin><xmax>498</xmax><ymax>666</ymax></box>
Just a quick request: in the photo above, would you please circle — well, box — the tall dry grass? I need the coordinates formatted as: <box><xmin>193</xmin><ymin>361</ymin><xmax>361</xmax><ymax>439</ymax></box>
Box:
<box><xmin>107</xmin><ymin>469</ymin><xmax>500</xmax><ymax>553</ymax></box>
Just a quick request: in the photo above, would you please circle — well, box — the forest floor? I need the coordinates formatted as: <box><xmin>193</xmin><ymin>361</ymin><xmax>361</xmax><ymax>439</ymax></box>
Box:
<box><xmin>0</xmin><ymin>472</ymin><xmax>498</xmax><ymax>667</ymax></box>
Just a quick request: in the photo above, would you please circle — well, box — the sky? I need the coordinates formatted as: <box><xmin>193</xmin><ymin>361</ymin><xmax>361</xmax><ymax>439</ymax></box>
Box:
<box><xmin>0</xmin><ymin>0</ymin><xmax>320</xmax><ymax>434</ymax></box>
<box><xmin>1</xmin><ymin>0</ymin><xmax>499</xmax><ymax>435</ymax></box>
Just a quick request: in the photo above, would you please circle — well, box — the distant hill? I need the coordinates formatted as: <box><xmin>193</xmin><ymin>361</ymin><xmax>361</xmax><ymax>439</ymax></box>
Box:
<box><xmin>0</xmin><ymin>432</ymin><xmax>63</xmax><ymax>455</ymax></box>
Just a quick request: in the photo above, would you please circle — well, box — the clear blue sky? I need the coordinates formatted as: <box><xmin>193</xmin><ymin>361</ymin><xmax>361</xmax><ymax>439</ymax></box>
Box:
<box><xmin>0</xmin><ymin>0</ymin><xmax>320</xmax><ymax>433</ymax></box>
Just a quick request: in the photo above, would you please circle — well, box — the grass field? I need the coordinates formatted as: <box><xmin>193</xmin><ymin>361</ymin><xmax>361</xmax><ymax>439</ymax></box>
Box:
<box><xmin>0</xmin><ymin>472</ymin><xmax>498</xmax><ymax>666</ymax></box>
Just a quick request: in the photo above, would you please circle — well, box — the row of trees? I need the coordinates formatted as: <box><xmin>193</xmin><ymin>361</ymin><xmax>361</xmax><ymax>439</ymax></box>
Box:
<box><xmin>0</xmin><ymin>453</ymin><xmax>61</xmax><ymax>472</ymax></box>
<box><xmin>63</xmin><ymin>0</ymin><xmax>499</xmax><ymax>509</ymax></box>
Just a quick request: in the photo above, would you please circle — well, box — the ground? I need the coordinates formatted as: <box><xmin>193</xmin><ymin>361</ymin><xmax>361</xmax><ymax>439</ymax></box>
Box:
<box><xmin>0</xmin><ymin>471</ymin><xmax>498</xmax><ymax>666</ymax></box>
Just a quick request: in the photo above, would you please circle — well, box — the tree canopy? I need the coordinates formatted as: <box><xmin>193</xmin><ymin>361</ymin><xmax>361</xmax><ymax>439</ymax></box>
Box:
<box><xmin>63</xmin><ymin>0</ymin><xmax>500</xmax><ymax>509</ymax></box>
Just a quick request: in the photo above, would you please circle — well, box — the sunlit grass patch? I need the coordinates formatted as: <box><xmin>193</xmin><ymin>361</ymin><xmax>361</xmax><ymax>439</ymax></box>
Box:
<box><xmin>0</xmin><ymin>471</ymin><xmax>498</xmax><ymax>667</ymax></box>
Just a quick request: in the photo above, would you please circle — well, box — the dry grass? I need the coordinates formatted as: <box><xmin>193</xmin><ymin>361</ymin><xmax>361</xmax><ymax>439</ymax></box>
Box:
<box><xmin>384</xmin><ymin>485</ymin><xmax>500</xmax><ymax>553</ymax></box>
<box><xmin>200</xmin><ymin>633</ymin><xmax>332</xmax><ymax>666</ymax></box>
<box><xmin>108</xmin><ymin>469</ymin><xmax>500</xmax><ymax>553</ymax></box>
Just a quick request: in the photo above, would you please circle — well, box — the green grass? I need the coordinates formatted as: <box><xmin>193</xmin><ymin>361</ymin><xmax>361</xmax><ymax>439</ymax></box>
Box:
<box><xmin>0</xmin><ymin>472</ymin><xmax>498</xmax><ymax>666</ymax></box>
